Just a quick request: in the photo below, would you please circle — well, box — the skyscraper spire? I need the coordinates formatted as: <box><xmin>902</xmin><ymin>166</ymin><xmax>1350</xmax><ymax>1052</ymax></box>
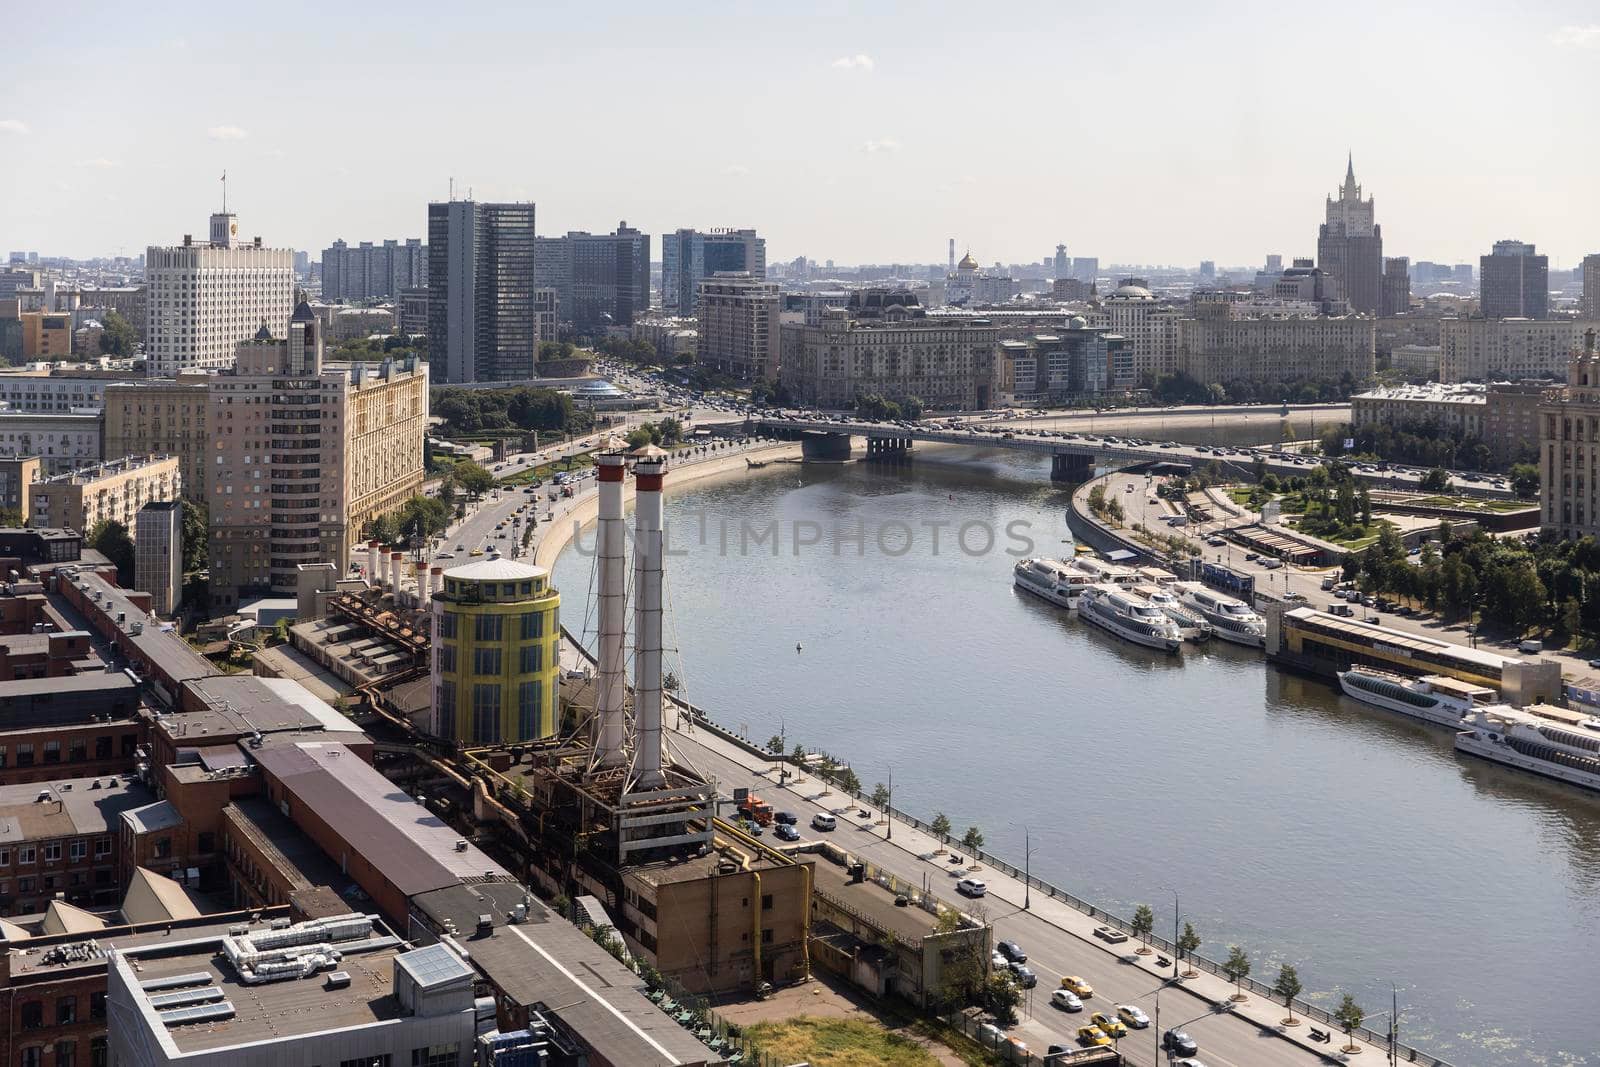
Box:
<box><xmin>1346</xmin><ymin>151</ymin><xmax>1354</xmax><ymax>185</ymax></box>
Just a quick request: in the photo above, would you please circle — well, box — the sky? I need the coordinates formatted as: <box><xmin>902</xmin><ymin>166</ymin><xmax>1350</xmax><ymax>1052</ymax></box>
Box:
<box><xmin>4</xmin><ymin>0</ymin><xmax>1600</xmax><ymax>269</ymax></box>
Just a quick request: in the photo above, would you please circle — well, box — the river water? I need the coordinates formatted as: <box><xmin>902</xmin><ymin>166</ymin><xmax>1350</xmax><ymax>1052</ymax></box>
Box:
<box><xmin>553</xmin><ymin>439</ymin><xmax>1598</xmax><ymax>1067</ymax></box>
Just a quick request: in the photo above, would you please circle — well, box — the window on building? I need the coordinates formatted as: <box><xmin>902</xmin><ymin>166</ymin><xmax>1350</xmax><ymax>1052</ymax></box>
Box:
<box><xmin>20</xmin><ymin>1001</ymin><xmax>42</xmax><ymax>1029</ymax></box>
<box><xmin>474</xmin><ymin>614</ymin><xmax>502</xmax><ymax>642</ymax></box>
<box><xmin>121</xmin><ymin>734</ymin><xmax>137</xmax><ymax>757</ymax></box>
<box><xmin>43</xmin><ymin>741</ymin><xmax>60</xmax><ymax>764</ymax></box>
<box><xmin>43</xmin><ymin>843</ymin><xmax>60</xmax><ymax>863</ymax></box>
<box><xmin>90</xmin><ymin>1038</ymin><xmax>106</xmax><ymax>1067</ymax></box>
<box><xmin>16</xmin><ymin>744</ymin><xmax>33</xmax><ymax>767</ymax></box>
<box><xmin>520</xmin><ymin>611</ymin><xmax>542</xmax><ymax>639</ymax></box>
<box><xmin>341</xmin><ymin>1057</ymin><xmax>393</xmax><ymax>1067</ymax></box>
<box><xmin>438</xmin><ymin>611</ymin><xmax>457</xmax><ymax>639</ymax></box>
<box><xmin>18</xmin><ymin>846</ymin><xmax>34</xmax><ymax>865</ymax></box>
<box><xmin>93</xmin><ymin>837</ymin><xmax>110</xmax><ymax>859</ymax></box>
<box><xmin>762</xmin><ymin>928</ymin><xmax>773</xmax><ymax>944</ymax></box>
<box><xmin>67</xmin><ymin>739</ymin><xmax>86</xmax><ymax>763</ymax></box>
<box><xmin>472</xmin><ymin>684</ymin><xmax>501</xmax><ymax>744</ymax></box>
<box><xmin>153</xmin><ymin>837</ymin><xmax>171</xmax><ymax>859</ymax></box>
<box><xmin>94</xmin><ymin>736</ymin><xmax>111</xmax><ymax>760</ymax></box>
<box><xmin>54</xmin><ymin>1042</ymin><xmax>74</xmax><ymax>1067</ymax></box>
<box><xmin>519</xmin><ymin>644</ymin><xmax>541</xmax><ymax>674</ymax></box>
<box><xmin>56</xmin><ymin>996</ymin><xmax>76</xmax><ymax>1025</ymax></box>
<box><xmin>411</xmin><ymin>1045</ymin><xmax>459</xmax><ymax>1067</ymax></box>
<box><xmin>472</xmin><ymin>647</ymin><xmax>501</xmax><ymax>675</ymax></box>
<box><xmin>19</xmin><ymin>1047</ymin><xmax>39</xmax><ymax>1067</ymax></box>
<box><xmin>438</xmin><ymin>644</ymin><xmax>456</xmax><ymax>672</ymax></box>
<box><xmin>68</xmin><ymin>840</ymin><xmax>85</xmax><ymax>862</ymax></box>
<box><xmin>517</xmin><ymin>682</ymin><xmax>540</xmax><ymax>739</ymax></box>
<box><xmin>90</xmin><ymin>992</ymin><xmax>105</xmax><ymax>1021</ymax></box>
<box><xmin>762</xmin><ymin>893</ymin><xmax>774</xmax><ymax>910</ymax></box>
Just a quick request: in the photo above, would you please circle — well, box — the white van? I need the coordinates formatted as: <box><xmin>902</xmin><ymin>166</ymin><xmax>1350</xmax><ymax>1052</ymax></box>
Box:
<box><xmin>957</xmin><ymin>877</ymin><xmax>988</xmax><ymax>898</ymax></box>
<box><xmin>1519</xmin><ymin>639</ymin><xmax>1543</xmax><ymax>654</ymax></box>
<box><xmin>810</xmin><ymin>812</ymin><xmax>837</xmax><ymax>832</ymax></box>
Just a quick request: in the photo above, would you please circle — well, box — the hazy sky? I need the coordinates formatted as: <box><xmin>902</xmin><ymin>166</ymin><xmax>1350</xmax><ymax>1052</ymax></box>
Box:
<box><xmin>5</xmin><ymin>0</ymin><xmax>1600</xmax><ymax>269</ymax></box>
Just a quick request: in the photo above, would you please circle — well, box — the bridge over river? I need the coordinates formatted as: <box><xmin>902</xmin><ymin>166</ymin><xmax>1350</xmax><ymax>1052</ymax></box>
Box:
<box><xmin>747</xmin><ymin>412</ymin><xmax>1515</xmax><ymax>499</ymax></box>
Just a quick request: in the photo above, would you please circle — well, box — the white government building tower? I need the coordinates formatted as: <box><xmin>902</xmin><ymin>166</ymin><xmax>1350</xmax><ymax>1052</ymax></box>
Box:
<box><xmin>145</xmin><ymin>207</ymin><xmax>295</xmax><ymax>375</ymax></box>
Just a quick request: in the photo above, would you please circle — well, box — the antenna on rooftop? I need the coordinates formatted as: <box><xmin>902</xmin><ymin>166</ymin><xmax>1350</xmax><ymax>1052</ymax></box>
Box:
<box><xmin>221</xmin><ymin>170</ymin><xmax>227</xmax><ymax>213</ymax></box>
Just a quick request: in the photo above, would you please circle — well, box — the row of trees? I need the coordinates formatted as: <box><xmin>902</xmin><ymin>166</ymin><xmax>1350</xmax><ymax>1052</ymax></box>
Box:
<box><xmin>433</xmin><ymin>386</ymin><xmax>591</xmax><ymax>436</ymax></box>
<box><xmin>1150</xmin><ymin>371</ymin><xmax>1365</xmax><ymax>406</ymax></box>
<box><xmin>1318</xmin><ymin>418</ymin><xmax>1539</xmax><ymax>475</ymax></box>
<box><xmin>97</xmin><ymin>310</ymin><xmax>138</xmax><ymax>357</ymax></box>
<box><xmin>1344</xmin><ymin>524</ymin><xmax>1600</xmax><ymax>641</ymax></box>
<box><xmin>855</xmin><ymin>393</ymin><xmax>924</xmax><ymax>421</ymax></box>
<box><xmin>626</xmin><ymin>418</ymin><xmax>685</xmax><ymax>449</ymax></box>
<box><xmin>362</xmin><ymin>493</ymin><xmax>455</xmax><ymax>546</ymax></box>
<box><xmin>594</xmin><ymin>336</ymin><xmax>659</xmax><ymax>364</ymax></box>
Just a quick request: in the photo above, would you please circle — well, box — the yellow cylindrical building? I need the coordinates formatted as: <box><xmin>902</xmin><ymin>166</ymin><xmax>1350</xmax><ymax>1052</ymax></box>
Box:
<box><xmin>430</xmin><ymin>558</ymin><xmax>561</xmax><ymax>747</ymax></box>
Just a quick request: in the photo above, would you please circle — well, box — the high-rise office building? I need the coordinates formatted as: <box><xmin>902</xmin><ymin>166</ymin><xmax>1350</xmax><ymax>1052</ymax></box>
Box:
<box><xmin>696</xmin><ymin>273</ymin><xmax>780</xmax><ymax>381</ymax></box>
<box><xmin>1381</xmin><ymin>257</ymin><xmax>1412</xmax><ymax>316</ymax></box>
<box><xmin>145</xmin><ymin>210</ymin><xmax>295</xmax><ymax>375</ymax></box>
<box><xmin>1584</xmin><ymin>254</ymin><xmax>1600</xmax><ymax>320</ymax></box>
<box><xmin>1052</xmin><ymin>244</ymin><xmax>1069</xmax><ymax>279</ymax></box>
<box><xmin>208</xmin><ymin>301</ymin><xmax>427</xmax><ymax>607</ymax></box>
<box><xmin>1265</xmin><ymin>254</ymin><xmax>1284</xmax><ymax>273</ymax></box>
<box><xmin>427</xmin><ymin>200</ymin><xmax>537</xmax><ymax>383</ymax></box>
<box><xmin>662</xmin><ymin>228</ymin><xmax>765</xmax><ymax>314</ymax></box>
<box><xmin>321</xmin><ymin>237</ymin><xmax>427</xmax><ymax>301</ymax></box>
<box><xmin>431</xmin><ymin>558</ymin><xmax>562</xmax><ymax>746</ymax></box>
<box><xmin>1316</xmin><ymin>156</ymin><xmax>1383</xmax><ymax>314</ymax></box>
<box><xmin>569</xmin><ymin>224</ymin><xmax>651</xmax><ymax>332</ymax></box>
<box><xmin>1480</xmin><ymin>239</ymin><xmax>1549</xmax><ymax>319</ymax></box>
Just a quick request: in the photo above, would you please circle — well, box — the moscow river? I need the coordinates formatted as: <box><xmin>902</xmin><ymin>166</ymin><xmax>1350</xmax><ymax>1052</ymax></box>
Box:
<box><xmin>553</xmin><ymin>442</ymin><xmax>1599</xmax><ymax>1066</ymax></box>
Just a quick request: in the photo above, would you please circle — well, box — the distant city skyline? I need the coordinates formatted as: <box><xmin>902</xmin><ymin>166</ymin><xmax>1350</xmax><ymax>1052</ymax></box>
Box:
<box><xmin>4</xmin><ymin>1</ymin><xmax>1600</xmax><ymax>268</ymax></box>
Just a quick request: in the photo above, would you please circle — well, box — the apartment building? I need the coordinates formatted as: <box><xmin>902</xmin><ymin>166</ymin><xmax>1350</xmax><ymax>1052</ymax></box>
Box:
<box><xmin>28</xmin><ymin>454</ymin><xmax>181</xmax><ymax>537</ymax></box>
<box><xmin>18</xmin><ymin>313</ymin><xmax>71</xmax><ymax>360</ymax></box>
<box><xmin>0</xmin><ymin>457</ymin><xmax>40</xmax><ymax>519</ymax></box>
<box><xmin>1438</xmin><ymin>317</ymin><xmax>1600</xmax><ymax>382</ymax></box>
<box><xmin>1101</xmin><ymin>281</ymin><xmax>1181</xmax><ymax>383</ymax></box>
<box><xmin>781</xmin><ymin>288</ymin><xmax>998</xmax><ymax>409</ymax></box>
<box><xmin>696</xmin><ymin>272</ymin><xmax>780</xmax><ymax>381</ymax></box>
<box><xmin>1541</xmin><ymin>334</ymin><xmax>1600</xmax><ymax>537</ymax></box>
<box><xmin>1350</xmin><ymin>383</ymin><xmax>1486</xmax><ymax>437</ymax></box>
<box><xmin>0</xmin><ymin>414</ymin><xmax>101</xmax><ymax>475</ymax></box>
<box><xmin>208</xmin><ymin>303</ymin><xmax>426</xmax><ymax>608</ymax></box>
<box><xmin>1176</xmin><ymin>302</ymin><xmax>1375</xmax><ymax>386</ymax></box>
<box><xmin>102</xmin><ymin>374</ymin><xmax>211</xmax><ymax>501</ymax></box>
<box><xmin>321</xmin><ymin>236</ymin><xmax>426</xmax><ymax>302</ymax></box>
<box><xmin>144</xmin><ymin>211</ymin><xmax>295</xmax><ymax>375</ymax></box>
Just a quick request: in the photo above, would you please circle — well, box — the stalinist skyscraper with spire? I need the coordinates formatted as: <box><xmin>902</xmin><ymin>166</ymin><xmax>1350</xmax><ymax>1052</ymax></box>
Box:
<box><xmin>1316</xmin><ymin>155</ymin><xmax>1383</xmax><ymax>314</ymax></box>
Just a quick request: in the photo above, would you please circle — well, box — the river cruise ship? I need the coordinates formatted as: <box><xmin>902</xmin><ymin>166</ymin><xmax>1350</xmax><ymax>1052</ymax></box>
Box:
<box><xmin>1337</xmin><ymin>668</ymin><xmax>1499</xmax><ymax>727</ymax></box>
<box><xmin>1174</xmin><ymin>581</ymin><xmax>1266</xmax><ymax>648</ymax></box>
<box><xmin>1078</xmin><ymin>584</ymin><xmax>1182</xmax><ymax>654</ymax></box>
<box><xmin>1456</xmin><ymin>704</ymin><xmax>1600</xmax><ymax>794</ymax></box>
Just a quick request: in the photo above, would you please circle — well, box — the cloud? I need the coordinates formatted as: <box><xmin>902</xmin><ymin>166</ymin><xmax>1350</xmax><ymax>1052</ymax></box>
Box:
<box><xmin>831</xmin><ymin>54</ymin><xmax>875</xmax><ymax>71</ymax></box>
<box><xmin>78</xmin><ymin>158</ymin><xmax>120</xmax><ymax>169</ymax></box>
<box><xmin>0</xmin><ymin>119</ymin><xmax>29</xmax><ymax>135</ymax></box>
<box><xmin>207</xmin><ymin>124</ymin><xmax>248</xmax><ymax>141</ymax></box>
<box><xmin>863</xmin><ymin>139</ymin><xmax>901</xmax><ymax>154</ymax></box>
<box><xmin>1551</xmin><ymin>25</ymin><xmax>1600</xmax><ymax>47</ymax></box>
<box><xmin>722</xmin><ymin>164</ymin><xmax>750</xmax><ymax>177</ymax></box>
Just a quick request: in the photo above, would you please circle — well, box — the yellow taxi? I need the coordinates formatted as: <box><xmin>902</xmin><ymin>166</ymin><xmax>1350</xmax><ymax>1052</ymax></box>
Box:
<box><xmin>1090</xmin><ymin>1012</ymin><xmax>1126</xmax><ymax>1038</ymax></box>
<box><xmin>1075</xmin><ymin>1024</ymin><xmax>1111</xmax><ymax>1047</ymax></box>
<box><xmin>469</xmin><ymin>548</ymin><xmax>485</xmax><ymax>557</ymax></box>
<box><xmin>1059</xmin><ymin>975</ymin><xmax>1094</xmax><ymax>998</ymax></box>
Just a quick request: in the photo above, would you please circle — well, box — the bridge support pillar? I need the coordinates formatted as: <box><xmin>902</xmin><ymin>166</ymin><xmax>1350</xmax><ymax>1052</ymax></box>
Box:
<box><xmin>801</xmin><ymin>431</ymin><xmax>852</xmax><ymax>461</ymax></box>
<box><xmin>865</xmin><ymin>437</ymin><xmax>912</xmax><ymax>463</ymax></box>
<box><xmin>1051</xmin><ymin>453</ymin><xmax>1092</xmax><ymax>483</ymax></box>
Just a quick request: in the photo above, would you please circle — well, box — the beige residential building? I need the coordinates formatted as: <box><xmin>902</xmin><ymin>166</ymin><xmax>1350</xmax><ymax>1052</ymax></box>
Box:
<box><xmin>1350</xmin><ymin>383</ymin><xmax>1485</xmax><ymax>437</ymax></box>
<box><xmin>28</xmin><ymin>454</ymin><xmax>181</xmax><ymax>535</ymax></box>
<box><xmin>696</xmin><ymin>272</ymin><xmax>780</xmax><ymax>381</ymax></box>
<box><xmin>1485</xmin><ymin>380</ymin><xmax>1556</xmax><ymax>466</ymax></box>
<box><xmin>1101</xmin><ymin>281</ymin><xmax>1181</xmax><ymax>383</ymax></box>
<box><xmin>781</xmin><ymin>289</ymin><xmax>998</xmax><ymax>410</ymax></box>
<box><xmin>103</xmin><ymin>373</ymin><xmax>211</xmax><ymax>501</ymax></box>
<box><xmin>1176</xmin><ymin>303</ymin><xmax>1375</xmax><ymax>387</ymax></box>
<box><xmin>208</xmin><ymin>302</ymin><xmax>427</xmax><ymax>608</ymax></box>
<box><xmin>1541</xmin><ymin>333</ymin><xmax>1600</xmax><ymax>536</ymax></box>
<box><xmin>0</xmin><ymin>456</ymin><xmax>40</xmax><ymax>519</ymax></box>
<box><xmin>1439</xmin><ymin>317</ymin><xmax>1600</xmax><ymax>383</ymax></box>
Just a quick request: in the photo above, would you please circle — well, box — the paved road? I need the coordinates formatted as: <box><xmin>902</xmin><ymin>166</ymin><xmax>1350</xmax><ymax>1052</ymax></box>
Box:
<box><xmin>649</xmin><ymin>721</ymin><xmax>1388</xmax><ymax>1067</ymax></box>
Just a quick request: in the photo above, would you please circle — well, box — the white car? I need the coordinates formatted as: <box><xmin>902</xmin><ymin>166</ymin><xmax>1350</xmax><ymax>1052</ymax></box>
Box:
<box><xmin>956</xmin><ymin>877</ymin><xmax>988</xmax><ymax>897</ymax></box>
<box><xmin>1051</xmin><ymin>989</ymin><xmax>1084</xmax><ymax>1012</ymax></box>
<box><xmin>810</xmin><ymin>812</ymin><xmax>837</xmax><ymax>832</ymax></box>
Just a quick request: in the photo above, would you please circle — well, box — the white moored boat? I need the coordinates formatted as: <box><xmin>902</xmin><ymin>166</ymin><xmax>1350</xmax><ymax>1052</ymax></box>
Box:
<box><xmin>1133</xmin><ymin>583</ymin><xmax>1211</xmax><ymax>642</ymax></box>
<box><xmin>1077</xmin><ymin>584</ymin><xmax>1182</xmax><ymax>654</ymax></box>
<box><xmin>1013</xmin><ymin>558</ymin><xmax>1091</xmax><ymax>608</ymax></box>
<box><xmin>1337</xmin><ymin>668</ymin><xmax>1498</xmax><ymax>727</ymax></box>
<box><xmin>1068</xmin><ymin>556</ymin><xmax>1142</xmax><ymax>587</ymax></box>
<box><xmin>1456</xmin><ymin>704</ymin><xmax>1600</xmax><ymax>794</ymax></box>
<box><xmin>1174</xmin><ymin>581</ymin><xmax>1266</xmax><ymax>648</ymax></box>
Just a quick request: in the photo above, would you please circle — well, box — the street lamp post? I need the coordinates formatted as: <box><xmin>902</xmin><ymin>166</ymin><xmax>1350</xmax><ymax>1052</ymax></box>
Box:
<box><xmin>885</xmin><ymin>766</ymin><xmax>893</xmax><ymax>842</ymax></box>
<box><xmin>1022</xmin><ymin>826</ymin><xmax>1036</xmax><ymax>910</ymax></box>
<box><xmin>1173</xmin><ymin>891</ymin><xmax>1181</xmax><ymax>980</ymax></box>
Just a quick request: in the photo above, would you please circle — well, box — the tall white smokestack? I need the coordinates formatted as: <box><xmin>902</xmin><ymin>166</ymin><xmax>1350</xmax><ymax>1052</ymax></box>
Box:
<box><xmin>629</xmin><ymin>447</ymin><xmax>668</xmax><ymax>790</ymax></box>
<box><xmin>429</xmin><ymin>566</ymin><xmax>443</xmax><ymax>602</ymax></box>
<box><xmin>592</xmin><ymin>450</ymin><xmax>629</xmax><ymax>767</ymax></box>
<box><xmin>368</xmin><ymin>541</ymin><xmax>381</xmax><ymax>586</ymax></box>
<box><xmin>389</xmin><ymin>552</ymin><xmax>403</xmax><ymax>596</ymax></box>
